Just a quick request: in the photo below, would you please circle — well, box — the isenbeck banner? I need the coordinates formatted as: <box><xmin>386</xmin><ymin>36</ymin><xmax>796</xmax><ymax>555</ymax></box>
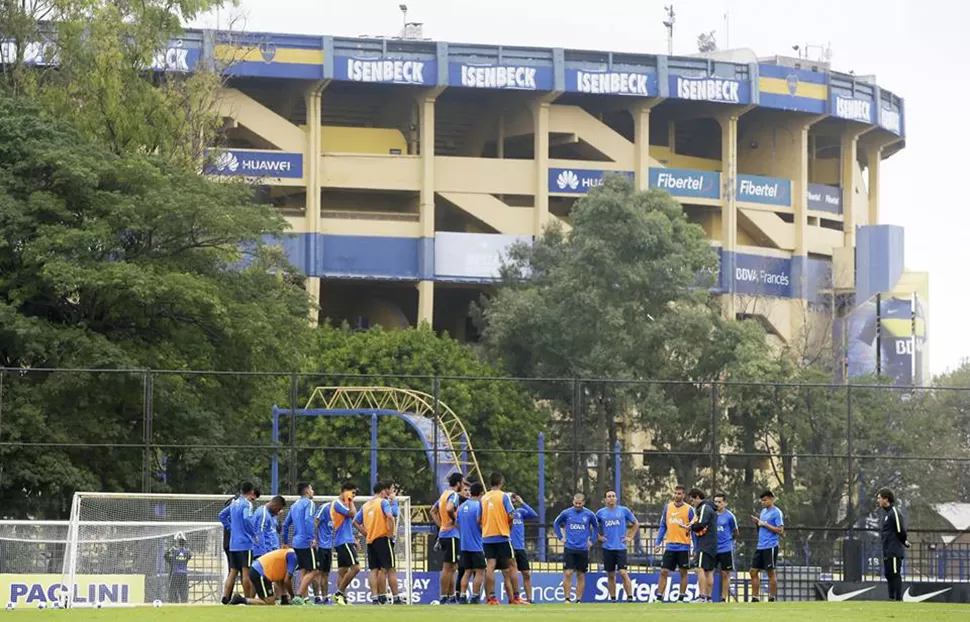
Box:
<box><xmin>649</xmin><ymin>168</ymin><xmax>721</xmax><ymax>200</ymax></box>
<box><xmin>670</xmin><ymin>75</ymin><xmax>750</xmax><ymax>104</ymax></box>
<box><xmin>449</xmin><ymin>63</ymin><xmax>554</xmax><ymax>91</ymax></box>
<box><xmin>335</xmin><ymin>56</ymin><xmax>436</xmax><ymax>85</ymax></box>
<box><xmin>565</xmin><ymin>68</ymin><xmax>656</xmax><ymax>97</ymax></box>
<box><xmin>817</xmin><ymin>582</ymin><xmax>970</xmax><ymax>603</ymax></box>
<box><xmin>831</xmin><ymin>94</ymin><xmax>875</xmax><ymax>124</ymax></box>
<box><xmin>330</xmin><ymin>571</ymin><xmax>704</xmax><ymax>604</ymax></box>
<box><xmin>204</xmin><ymin>149</ymin><xmax>304</xmax><ymax>179</ymax></box>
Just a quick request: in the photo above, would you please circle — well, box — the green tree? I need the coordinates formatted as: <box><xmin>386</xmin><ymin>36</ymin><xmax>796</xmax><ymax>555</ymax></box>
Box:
<box><xmin>2</xmin><ymin>0</ymin><xmax>231</xmax><ymax>166</ymax></box>
<box><xmin>0</xmin><ymin>92</ymin><xmax>309</xmax><ymax>517</ymax></box>
<box><xmin>294</xmin><ymin>325</ymin><xmax>547</xmax><ymax>505</ymax></box>
<box><xmin>476</xmin><ymin>175</ymin><xmax>768</xmax><ymax>507</ymax></box>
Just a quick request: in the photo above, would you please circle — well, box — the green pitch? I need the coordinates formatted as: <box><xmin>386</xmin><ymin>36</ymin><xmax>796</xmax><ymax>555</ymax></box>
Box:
<box><xmin>3</xmin><ymin>603</ymin><xmax>967</xmax><ymax>621</ymax></box>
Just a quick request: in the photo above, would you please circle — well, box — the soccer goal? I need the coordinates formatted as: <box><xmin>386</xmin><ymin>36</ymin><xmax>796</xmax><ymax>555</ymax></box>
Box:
<box><xmin>60</xmin><ymin>492</ymin><xmax>413</xmax><ymax>607</ymax></box>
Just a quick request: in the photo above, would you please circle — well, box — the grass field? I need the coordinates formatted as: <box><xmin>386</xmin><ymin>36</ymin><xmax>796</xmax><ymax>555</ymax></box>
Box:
<box><xmin>2</xmin><ymin>603</ymin><xmax>967</xmax><ymax>621</ymax></box>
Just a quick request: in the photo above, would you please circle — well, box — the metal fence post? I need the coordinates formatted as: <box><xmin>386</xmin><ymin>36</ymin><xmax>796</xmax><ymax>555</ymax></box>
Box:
<box><xmin>432</xmin><ymin>374</ymin><xmax>440</xmax><ymax>493</ymax></box>
<box><xmin>370</xmin><ymin>414</ymin><xmax>379</xmax><ymax>493</ymax></box>
<box><xmin>142</xmin><ymin>371</ymin><xmax>153</xmax><ymax>493</ymax></box>
<box><xmin>711</xmin><ymin>382</ymin><xmax>719</xmax><ymax>495</ymax></box>
<box><xmin>846</xmin><ymin>383</ymin><xmax>854</xmax><ymax>536</ymax></box>
<box><xmin>614</xmin><ymin>439</ymin><xmax>621</xmax><ymax>503</ymax></box>
<box><xmin>538</xmin><ymin>431</ymin><xmax>546</xmax><ymax>563</ymax></box>
<box><xmin>271</xmin><ymin>406</ymin><xmax>280</xmax><ymax>495</ymax></box>
<box><xmin>288</xmin><ymin>373</ymin><xmax>298</xmax><ymax>493</ymax></box>
<box><xmin>572</xmin><ymin>379</ymin><xmax>581</xmax><ymax>490</ymax></box>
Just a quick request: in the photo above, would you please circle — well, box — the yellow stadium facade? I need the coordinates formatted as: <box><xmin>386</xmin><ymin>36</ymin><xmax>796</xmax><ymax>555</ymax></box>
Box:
<box><xmin>168</xmin><ymin>30</ymin><xmax>923</xmax><ymax>384</ymax></box>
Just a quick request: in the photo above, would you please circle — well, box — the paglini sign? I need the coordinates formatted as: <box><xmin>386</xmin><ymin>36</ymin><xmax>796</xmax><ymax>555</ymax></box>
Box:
<box><xmin>0</xmin><ymin>574</ymin><xmax>146</xmax><ymax>605</ymax></box>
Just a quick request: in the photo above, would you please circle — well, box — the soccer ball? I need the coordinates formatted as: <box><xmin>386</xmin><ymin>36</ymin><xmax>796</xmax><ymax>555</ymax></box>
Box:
<box><xmin>5</xmin><ymin>603</ymin><xmax>14</xmax><ymax>611</ymax></box>
<box><xmin>52</xmin><ymin>601</ymin><xmax>61</xmax><ymax>610</ymax></box>
<box><xmin>152</xmin><ymin>600</ymin><xmax>162</xmax><ymax>608</ymax></box>
<box><xmin>95</xmin><ymin>602</ymin><xmax>103</xmax><ymax>609</ymax></box>
<box><xmin>37</xmin><ymin>602</ymin><xmax>46</xmax><ymax>610</ymax></box>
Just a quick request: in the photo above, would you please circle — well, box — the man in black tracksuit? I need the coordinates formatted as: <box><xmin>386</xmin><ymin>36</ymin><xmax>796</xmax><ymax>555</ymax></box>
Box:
<box><xmin>689</xmin><ymin>488</ymin><xmax>719</xmax><ymax>603</ymax></box>
<box><xmin>877</xmin><ymin>488</ymin><xmax>910</xmax><ymax>601</ymax></box>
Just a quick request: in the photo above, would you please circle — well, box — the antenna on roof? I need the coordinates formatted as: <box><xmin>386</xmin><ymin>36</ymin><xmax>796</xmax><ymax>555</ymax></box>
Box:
<box><xmin>663</xmin><ymin>5</ymin><xmax>676</xmax><ymax>55</ymax></box>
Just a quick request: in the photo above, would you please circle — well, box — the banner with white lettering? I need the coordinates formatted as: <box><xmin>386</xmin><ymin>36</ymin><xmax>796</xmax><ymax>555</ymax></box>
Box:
<box><xmin>549</xmin><ymin>168</ymin><xmax>634</xmax><ymax>194</ymax></box>
<box><xmin>335</xmin><ymin>56</ymin><xmax>435</xmax><ymax>85</ymax></box>
<box><xmin>670</xmin><ymin>75</ymin><xmax>750</xmax><ymax>104</ymax></box>
<box><xmin>449</xmin><ymin>63</ymin><xmax>554</xmax><ymax>91</ymax></box>
<box><xmin>732</xmin><ymin>252</ymin><xmax>792</xmax><ymax>298</ymax></box>
<box><xmin>736</xmin><ymin>174</ymin><xmax>791</xmax><ymax>207</ymax></box>
<box><xmin>807</xmin><ymin>183</ymin><xmax>842</xmax><ymax>214</ymax></box>
<box><xmin>565</xmin><ymin>69</ymin><xmax>656</xmax><ymax>97</ymax></box>
<box><xmin>648</xmin><ymin>168</ymin><xmax>721</xmax><ymax>200</ymax></box>
<box><xmin>830</xmin><ymin>94</ymin><xmax>875</xmax><ymax>124</ymax></box>
<box><xmin>879</xmin><ymin>105</ymin><xmax>902</xmax><ymax>135</ymax></box>
<box><xmin>817</xmin><ymin>582</ymin><xmax>970</xmax><ymax>603</ymax></box>
<box><xmin>204</xmin><ymin>150</ymin><xmax>304</xmax><ymax>179</ymax></box>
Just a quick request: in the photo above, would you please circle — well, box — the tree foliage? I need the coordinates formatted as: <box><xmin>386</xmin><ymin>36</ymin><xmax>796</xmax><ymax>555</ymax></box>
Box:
<box><xmin>289</xmin><ymin>325</ymin><xmax>546</xmax><ymax>505</ymax></box>
<box><xmin>0</xmin><ymin>92</ymin><xmax>309</xmax><ymax>517</ymax></box>
<box><xmin>476</xmin><ymin>176</ymin><xmax>768</xmax><ymax>507</ymax></box>
<box><xmin>1</xmin><ymin>0</ymin><xmax>232</xmax><ymax>166</ymax></box>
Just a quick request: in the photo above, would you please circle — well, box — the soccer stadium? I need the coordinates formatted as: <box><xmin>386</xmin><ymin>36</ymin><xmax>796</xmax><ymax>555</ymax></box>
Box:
<box><xmin>189</xmin><ymin>27</ymin><xmax>925</xmax><ymax>385</ymax></box>
<box><xmin>0</xmin><ymin>14</ymin><xmax>960</xmax><ymax>620</ymax></box>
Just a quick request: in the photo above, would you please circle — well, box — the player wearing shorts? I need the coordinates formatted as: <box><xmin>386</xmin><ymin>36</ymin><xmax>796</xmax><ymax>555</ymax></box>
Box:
<box><xmin>688</xmin><ymin>489</ymin><xmax>718</xmax><ymax>603</ymax></box>
<box><xmin>713</xmin><ymin>493</ymin><xmax>738</xmax><ymax>602</ymax></box>
<box><xmin>313</xmin><ymin>500</ymin><xmax>334</xmax><ymax>604</ymax></box>
<box><xmin>554</xmin><ymin>493</ymin><xmax>598</xmax><ymax>603</ymax></box>
<box><xmin>331</xmin><ymin>482</ymin><xmax>361</xmax><ymax>606</ymax></box>
<box><xmin>219</xmin><ymin>483</ymin><xmax>258</xmax><ymax>603</ymax></box>
<box><xmin>510</xmin><ymin>493</ymin><xmax>538</xmax><ymax>603</ymax></box>
<box><xmin>457</xmin><ymin>482</ymin><xmax>486</xmax><ymax>603</ymax></box>
<box><xmin>230</xmin><ymin>548</ymin><xmax>297</xmax><ymax>606</ymax></box>
<box><xmin>356</xmin><ymin>482</ymin><xmax>403</xmax><ymax>605</ymax></box>
<box><xmin>595</xmin><ymin>490</ymin><xmax>639</xmax><ymax>602</ymax></box>
<box><xmin>432</xmin><ymin>472</ymin><xmax>463</xmax><ymax>604</ymax></box>
<box><xmin>749</xmin><ymin>490</ymin><xmax>784</xmax><ymax>602</ymax></box>
<box><xmin>481</xmin><ymin>472</ymin><xmax>525</xmax><ymax>605</ymax></box>
<box><xmin>282</xmin><ymin>483</ymin><xmax>317</xmax><ymax>600</ymax></box>
<box><xmin>653</xmin><ymin>485</ymin><xmax>695</xmax><ymax>603</ymax></box>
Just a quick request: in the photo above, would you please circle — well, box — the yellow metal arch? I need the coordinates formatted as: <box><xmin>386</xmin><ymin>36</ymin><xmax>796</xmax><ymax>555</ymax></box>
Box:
<box><xmin>303</xmin><ymin>386</ymin><xmax>483</xmax><ymax>487</ymax></box>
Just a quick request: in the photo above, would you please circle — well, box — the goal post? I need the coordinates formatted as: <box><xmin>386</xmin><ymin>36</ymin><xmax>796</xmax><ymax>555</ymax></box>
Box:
<box><xmin>60</xmin><ymin>492</ymin><xmax>412</xmax><ymax>607</ymax></box>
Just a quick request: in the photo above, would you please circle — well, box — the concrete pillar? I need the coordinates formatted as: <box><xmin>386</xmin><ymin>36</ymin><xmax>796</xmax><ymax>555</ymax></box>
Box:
<box><xmin>868</xmin><ymin>147</ymin><xmax>881</xmax><ymax>226</ymax></box>
<box><xmin>304</xmin><ymin>83</ymin><xmax>326</xmax><ymax>325</ymax></box>
<box><xmin>632</xmin><ymin>104</ymin><xmax>652</xmax><ymax>192</ymax></box>
<box><xmin>719</xmin><ymin>113</ymin><xmax>740</xmax><ymax>319</ymax></box>
<box><xmin>532</xmin><ymin>100</ymin><xmax>551</xmax><ymax>234</ymax></box>
<box><xmin>841</xmin><ymin>131</ymin><xmax>861</xmax><ymax>249</ymax></box>
<box><xmin>417</xmin><ymin>92</ymin><xmax>440</xmax><ymax>327</ymax></box>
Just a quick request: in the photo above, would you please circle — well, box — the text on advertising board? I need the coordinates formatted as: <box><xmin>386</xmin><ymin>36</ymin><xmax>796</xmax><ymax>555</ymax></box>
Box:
<box><xmin>337</xmin><ymin>57</ymin><xmax>431</xmax><ymax>85</ymax></box>
<box><xmin>452</xmin><ymin>63</ymin><xmax>552</xmax><ymax>90</ymax></box>
<box><xmin>648</xmin><ymin>168</ymin><xmax>721</xmax><ymax>200</ymax></box>
<box><xmin>0</xmin><ymin>574</ymin><xmax>145</xmax><ymax>605</ymax></box>
<box><xmin>736</xmin><ymin>174</ymin><xmax>790</xmax><ymax>206</ymax></box>
<box><xmin>833</xmin><ymin>95</ymin><xmax>873</xmax><ymax>123</ymax></box>
<box><xmin>880</xmin><ymin>106</ymin><xmax>902</xmax><ymax>135</ymax></box>
<box><xmin>548</xmin><ymin>168</ymin><xmax>635</xmax><ymax>194</ymax></box>
<box><xmin>807</xmin><ymin>183</ymin><xmax>842</xmax><ymax>213</ymax></box>
<box><xmin>204</xmin><ymin>150</ymin><xmax>304</xmax><ymax>179</ymax></box>
<box><xmin>673</xmin><ymin>76</ymin><xmax>743</xmax><ymax>103</ymax></box>
<box><xmin>569</xmin><ymin>69</ymin><xmax>652</xmax><ymax>96</ymax></box>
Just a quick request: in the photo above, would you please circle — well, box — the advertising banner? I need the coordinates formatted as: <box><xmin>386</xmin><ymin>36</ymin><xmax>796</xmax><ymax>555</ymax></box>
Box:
<box><xmin>807</xmin><ymin>183</ymin><xmax>842</xmax><ymax>214</ymax></box>
<box><xmin>340</xmin><ymin>571</ymin><xmax>704</xmax><ymax>604</ymax></box>
<box><xmin>548</xmin><ymin>168</ymin><xmax>634</xmax><ymax>194</ymax></box>
<box><xmin>204</xmin><ymin>150</ymin><xmax>304</xmax><ymax>179</ymax></box>
<box><xmin>817</xmin><ymin>581</ymin><xmax>970</xmax><ymax>603</ymax></box>
<box><xmin>670</xmin><ymin>75</ymin><xmax>750</xmax><ymax>104</ymax></box>
<box><xmin>736</xmin><ymin>174</ymin><xmax>791</xmax><ymax>207</ymax></box>
<box><xmin>449</xmin><ymin>63</ymin><xmax>554</xmax><ymax>91</ymax></box>
<box><xmin>335</xmin><ymin>57</ymin><xmax>436</xmax><ymax>85</ymax></box>
<box><xmin>565</xmin><ymin>69</ymin><xmax>656</xmax><ymax>97</ymax></box>
<box><xmin>649</xmin><ymin>168</ymin><xmax>721</xmax><ymax>200</ymax></box>
<box><xmin>831</xmin><ymin>94</ymin><xmax>875</xmax><ymax>124</ymax></box>
<box><xmin>0</xmin><ymin>574</ymin><xmax>146</xmax><ymax>606</ymax></box>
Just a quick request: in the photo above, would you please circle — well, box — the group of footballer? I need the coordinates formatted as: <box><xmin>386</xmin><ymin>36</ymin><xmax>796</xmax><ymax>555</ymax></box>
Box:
<box><xmin>216</xmin><ymin>475</ymin><xmax>788</xmax><ymax>606</ymax></box>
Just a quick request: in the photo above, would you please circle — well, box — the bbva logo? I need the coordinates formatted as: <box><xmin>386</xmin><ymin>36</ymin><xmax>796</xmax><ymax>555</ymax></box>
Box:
<box><xmin>556</xmin><ymin>170</ymin><xmax>580</xmax><ymax>190</ymax></box>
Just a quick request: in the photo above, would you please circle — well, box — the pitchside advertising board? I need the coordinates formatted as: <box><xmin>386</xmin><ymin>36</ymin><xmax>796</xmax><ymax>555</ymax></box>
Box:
<box><xmin>0</xmin><ymin>575</ymin><xmax>145</xmax><ymax>606</ymax></box>
<box><xmin>818</xmin><ymin>582</ymin><xmax>970</xmax><ymax>603</ymax></box>
<box><xmin>204</xmin><ymin>149</ymin><xmax>304</xmax><ymax>179</ymax></box>
<box><xmin>337</xmin><ymin>571</ymin><xmax>704</xmax><ymax>604</ymax></box>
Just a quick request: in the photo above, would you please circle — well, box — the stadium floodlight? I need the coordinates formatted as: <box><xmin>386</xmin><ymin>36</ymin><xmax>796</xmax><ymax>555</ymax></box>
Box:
<box><xmin>60</xmin><ymin>492</ymin><xmax>412</xmax><ymax>608</ymax></box>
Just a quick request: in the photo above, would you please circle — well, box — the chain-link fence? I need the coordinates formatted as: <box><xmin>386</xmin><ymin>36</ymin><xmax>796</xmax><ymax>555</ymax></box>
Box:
<box><xmin>2</xmin><ymin>368</ymin><xmax>969</xmax><ymax>591</ymax></box>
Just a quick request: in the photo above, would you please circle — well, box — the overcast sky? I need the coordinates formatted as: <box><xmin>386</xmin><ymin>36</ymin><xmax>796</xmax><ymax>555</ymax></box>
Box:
<box><xmin>195</xmin><ymin>0</ymin><xmax>969</xmax><ymax>377</ymax></box>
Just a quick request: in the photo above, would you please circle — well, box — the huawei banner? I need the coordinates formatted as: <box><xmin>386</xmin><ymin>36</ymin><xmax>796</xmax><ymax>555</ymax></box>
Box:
<box><xmin>817</xmin><ymin>582</ymin><xmax>970</xmax><ymax>603</ymax></box>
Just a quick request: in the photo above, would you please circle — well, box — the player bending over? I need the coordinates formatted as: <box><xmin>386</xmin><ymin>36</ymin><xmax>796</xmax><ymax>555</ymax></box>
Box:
<box><xmin>230</xmin><ymin>548</ymin><xmax>297</xmax><ymax>606</ymax></box>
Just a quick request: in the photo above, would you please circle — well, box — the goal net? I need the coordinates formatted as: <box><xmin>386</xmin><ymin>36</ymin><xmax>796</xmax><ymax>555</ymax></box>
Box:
<box><xmin>60</xmin><ymin>492</ymin><xmax>412</xmax><ymax>607</ymax></box>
